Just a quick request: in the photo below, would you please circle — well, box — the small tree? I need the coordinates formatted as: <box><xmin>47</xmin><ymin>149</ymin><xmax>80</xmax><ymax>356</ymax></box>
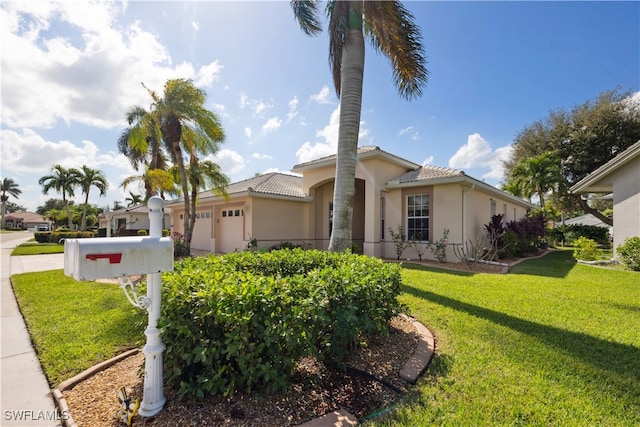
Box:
<box><xmin>388</xmin><ymin>225</ymin><xmax>407</xmax><ymax>260</ymax></box>
<box><xmin>430</xmin><ymin>229</ymin><xmax>450</xmax><ymax>263</ymax></box>
<box><xmin>410</xmin><ymin>232</ymin><xmax>428</xmax><ymax>261</ymax></box>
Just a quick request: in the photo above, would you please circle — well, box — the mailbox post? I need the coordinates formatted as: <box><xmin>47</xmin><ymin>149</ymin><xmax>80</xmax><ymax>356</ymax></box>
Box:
<box><xmin>138</xmin><ymin>196</ymin><xmax>166</xmax><ymax>417</ymax></box>
<box><xmin>63</xmin><ymin>196</ymin><xmax>172</xmax><ymax>417</ymax></box>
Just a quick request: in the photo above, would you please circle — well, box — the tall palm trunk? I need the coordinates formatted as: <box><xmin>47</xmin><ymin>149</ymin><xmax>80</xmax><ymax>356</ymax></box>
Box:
<box><xmin>164</xmin><ymin>113</ymin><xmax>192</xmax><ymax>253</ymax></box>
<box><xmin>328</xmin><ymin>23</ymin><xmax>365</xmax><ymax>252</ymax></box>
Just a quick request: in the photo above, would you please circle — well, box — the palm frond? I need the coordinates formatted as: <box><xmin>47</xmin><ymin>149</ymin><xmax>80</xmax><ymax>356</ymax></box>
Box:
<box><xmin>364</xmin><ymin>0</ymin><xmax>428</xmax><ymax>100</ymax></box>
<box><xmin>290</xmin><ymin>0</ymin><xmax>323</xmax><ymax>36</ymax></box>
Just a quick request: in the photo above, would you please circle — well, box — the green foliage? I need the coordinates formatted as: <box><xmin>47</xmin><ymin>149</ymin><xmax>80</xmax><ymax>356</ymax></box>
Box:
<box><xmin>170</xmin><ymin>231</ymin><xmax>190</xmax><ymax>257</ymax></box>
<box><xmin>547</xmin><ymin>224</ymin><xmax>610</xmax><ymax>246</ymax></box>
<box><xmin>394</xmin><ymin>251</ymin><xmax>640</xmax><ymax>426</ymax></box>
<box><xmin>160</xmin><ymin>249</ymin><xmax>403</xmax><ymax>399</ymax></box>
<box><xmin>136</xmin><ymin>229</ymin><xmax>148</xmax><ymax>236</ymax></box>
<box><xmin>429</xmin><ymin>228</ymin><xmax>450</xmax><ymax>263</ymax></box>
<box><xmin>617</xmin><ymin>236</ymin><xmax>640</xmax><ymax>271</ymax></box>
<box><xmin>388</xmin><ymin>225</ymin><xmax>407</xmax><ymax>260</ymax></box>
<box><xmin>572</xmin><ymin>236</ymin><xmax>598</xmax><ymax>261</ymax></box>
<box><xmin>11</xmin><ymin>242</ymin><xmax>65</xmax><ymax>256</ymax></box>
<box><xmin>11</xmin><ymin>270</ymin><xmax>145</xmax><ymax>386</ymax></box>
<box><xmin>34</xmin><ymin>231</ymin><xmax>94</xmax><ymax>243</ymax></box>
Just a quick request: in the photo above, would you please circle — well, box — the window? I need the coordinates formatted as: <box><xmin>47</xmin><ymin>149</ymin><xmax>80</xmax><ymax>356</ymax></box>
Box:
<box><xmin>407</xmin><ymin>194</ymin><xmax>429</xmax><ymax>241</ymax></box>
<box><xmin>222</xmin><ymin>211</ymin><xmax>227</xmax><ymax>217</ymax></box>
<box><xmin>490</xmin><ymin>199</ymin><xmax>496</xmax><ymax>217</ymax></box>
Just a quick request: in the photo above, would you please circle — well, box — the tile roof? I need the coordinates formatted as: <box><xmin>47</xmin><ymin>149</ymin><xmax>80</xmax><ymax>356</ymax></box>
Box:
<box><xmin>391</xmin><ymin>165</ymin><xmax>464</xmax><ymax>183</ymax></box>
<box><xmin>225</xmin><ymin>172</ymin><xmax>306</xmax><ymax>198</ymax></box>
<box><xmin>292</xmin><ymin>145</ymin><xmax>419</xmax><ymax>171</ymax></box>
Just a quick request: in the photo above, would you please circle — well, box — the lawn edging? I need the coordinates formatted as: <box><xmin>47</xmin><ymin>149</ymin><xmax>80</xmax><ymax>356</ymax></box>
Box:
<box><xmin>51</xmin><ymin>317</ymin><xmax>435</xmax><ymax>427</ymax></box>
<box><xmin>53</xmin><ymin>348</ymin><xmax>140</xmax><ymax>427</ymax></box>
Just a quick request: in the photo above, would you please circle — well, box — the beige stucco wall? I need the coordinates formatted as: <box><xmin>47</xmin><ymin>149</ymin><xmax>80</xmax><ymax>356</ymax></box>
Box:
<box><xmin>250</xmin><ymin>197</ymin><xmax>310</xmax><ymax>249</ymax></box>
<box><xmin>610</xmin><ymin>156</ymin><xmax>640</xmax><ymax>254</ymax></box>
<box><xmin>381</xmin><ymin>183</ymin><xmax>529</xmax><ymax>262</ymax></box>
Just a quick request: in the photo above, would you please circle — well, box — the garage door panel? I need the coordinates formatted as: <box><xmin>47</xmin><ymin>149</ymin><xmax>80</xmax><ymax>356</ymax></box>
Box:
<box><xmin>217</xmin><ymin>208</ymin><xmax>244</xmax><ymax>253</ymax></box>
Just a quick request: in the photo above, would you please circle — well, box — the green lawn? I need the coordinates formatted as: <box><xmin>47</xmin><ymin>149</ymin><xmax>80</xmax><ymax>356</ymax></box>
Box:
<box><xmin>11</xmin><ymin>251</ymin><xmax>640</xmax><ymax>425</ymax></box>
<box><xmin>11</xmin><ymin>242</ymin><xmax>65</xmax><ymax>255</ymax></box>
<box><xmin>10</xmin><ymin>270</ymin><xmax>145</xmax><ymax>386</ymax></box>
<box><xmin>371</xmin><ymin>250</ymin><xmax>640</xmax><ymax>426</ymax></box>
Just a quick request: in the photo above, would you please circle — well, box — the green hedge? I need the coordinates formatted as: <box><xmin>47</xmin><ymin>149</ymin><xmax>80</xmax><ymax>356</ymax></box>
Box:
<box><xmin>160</xmin><ymin>249</ymin><xmax>403</xmax><ymax>399</ymax></box>
<box><xmin>34</xmin><ymin>231</ymin><xmax>95</xmax><ymax>243</ymax></box>
<box><xmin>547</xmin><ymin>224</ymin><xmax>610</xmax><ymax>246</ymax></box>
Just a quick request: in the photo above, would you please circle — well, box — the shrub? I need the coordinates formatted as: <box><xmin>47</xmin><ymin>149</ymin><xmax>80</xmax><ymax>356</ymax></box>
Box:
<box><xmin>160</xmin><ymin>249</ymin><xmax>403</xmax><ymax>399</ymax></box>
<box><xmin>388</xmin><ymin>225</ymin><xmax>407</xmax><ymax>260</ymax></box>
<box><xmin>429</xmin><ymin>228</ymin><xmax>450</xmax><ymax>263</ymax></box>
<box><xmin>548</xmin><ymin>224</ymin><xmax>610</xmax><ymax>247</ymax></box>
<box><xmin>617</xmin><ymin>236</ymin><xmax>640</xmax><ymax>271</ymax></box>
<box><xmin>572</xmin><ymin>236</ymin><xmax>598</xmax><ymax>261</ymax></box>
<box><xmin>137</xmin><ymin>229</ymin><xmax>148</xmax><ymax>236</ymax></box>
<box><xmin>35</xmin><ymin>231</ymin><xmax>94</xmax><ymax>243</ymax></box>
<box><xmin>170</xmin><ymin>232</ymin><xmax>190</xmax><ymax>257</ymax></box>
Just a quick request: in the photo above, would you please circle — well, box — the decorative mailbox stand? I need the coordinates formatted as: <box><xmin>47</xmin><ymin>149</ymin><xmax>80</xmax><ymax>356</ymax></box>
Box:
<box><xmin>64</xmin><ymin>197</ymin><xmax>174</xmax><ymax>417</ymax></box>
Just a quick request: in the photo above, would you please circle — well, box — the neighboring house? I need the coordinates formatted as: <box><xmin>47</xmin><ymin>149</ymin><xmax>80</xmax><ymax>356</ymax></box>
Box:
<box><xmin>570</xmin><ymin>139</ymin><xmax>640</xmax><ymax>257</ymax></box>
<box><xmin>563</xmin><ymin>213</ymin><xmax>613</xmax><ymax>240</ymax></box>
<box><xmin>3</xmin><ymin>211</ymin><xmax>50</xmax><ymax>231</ymax></box>
<box><xmin>102</xmin><ymin>204</ymin><xmax>172</xmax><ymax>236</ymax></box>
<box><xmin>167</xmin><ymin>146</ymin><xmax>532</xmax><ymax>261</ymax></box>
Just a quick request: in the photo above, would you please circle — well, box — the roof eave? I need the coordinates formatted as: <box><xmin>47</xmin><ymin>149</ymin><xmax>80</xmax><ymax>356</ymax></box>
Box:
<box><xmin>386</xmin><ymin>175</ymin><xmax>534</xmax><ymax>208</ymax></box>
<box><xmin>247</xmin><ymin>189</ymin><xmax>313</xmax><ymax>202</ymax></box>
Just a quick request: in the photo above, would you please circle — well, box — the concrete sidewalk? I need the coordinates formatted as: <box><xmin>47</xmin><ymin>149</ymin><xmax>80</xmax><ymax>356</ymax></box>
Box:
<box><xmin>1</xmin><ymin>232</ymin><xmax>64</xmax><ymax>426</ymax></box>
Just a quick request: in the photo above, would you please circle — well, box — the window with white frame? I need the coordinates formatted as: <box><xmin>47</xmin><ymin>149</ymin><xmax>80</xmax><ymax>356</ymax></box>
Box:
<box><xmin>490</xmin><ymin>199</ymin><xmax>497</xmax><ymax>217</ymax></box>
<box><xmin>407</xmin><ymin>194</ymin><xmax>429</xmax><ymax>241</ymax></box>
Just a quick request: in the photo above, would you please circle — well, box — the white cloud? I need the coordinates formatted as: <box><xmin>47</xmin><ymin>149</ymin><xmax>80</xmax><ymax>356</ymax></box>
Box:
<box><xmin>194</xmin><ymin>60</ymin><xmax>223</xmax><ymax>87</ymax></box>
<box><xmin>192</xmin><ymin>21</ymin><xmax>199</xmax><ymax>31</ymax></box>
<box><xmin>209</xmin><ymin>149</ymin><xmax>245</xmax><ymax>175</ymax></box>
<box><xmin>244</xmin><ymin>127</ymin><xmax>253</xmax><ymax>138</ymax></box>
<box><xmin>448</xmin><ymin>133</ymin><xmax>512</xmax><ymax>181</ymax></box>
<box><xmin>422</xmin><ymin>156</ymin><xmax>435</xmax><ymax>166</ymax></box>
<box><xmin>310</xmin><ymin>85</ymin><xmax>333</xmax><ymax>104</ymax></box>
<box><xmin>252</xmin><ymin>153</ymin><xmax>273</xmax><ymax>160</ymax></box>
<box><xmin>1</xmin><ymin>128</ymin><xmax>131</xmax><ymax>174</ymax></box>
<box><xmin>399</xmin><ymin>126</ymin><xmax>413</xmax><ymax>136</ymax></box>
<box><xmin>295</xmin><ymin>106</ymin><xmax>371</xmax><ymax>163</ymax></box>
<box><xmin>0</xmin><ymin>2</ymin><xmax>223</xmax><ymax>130</ymax></box>
<box><xmin>287</xmin><ymin>96</ymin><xmax>299</xmax><ymax>121</ymax></box>
<box><xmin>262</xmin><ymin>116</ymin><xmax>282</xmax><ymax>134</ymax></box>
<box><xmin>238</xmin><ymin>92</ymin><xmax>273</xmax><ymax>117</ymax></box>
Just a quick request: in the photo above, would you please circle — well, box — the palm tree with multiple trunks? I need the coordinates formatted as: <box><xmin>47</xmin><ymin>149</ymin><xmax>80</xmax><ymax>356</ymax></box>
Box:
<box><xmin>291</xmin><ymin>0</ymin><xmax>429</xmax><ymax>251</ymax></box>
<box><xmin>38</xmin><ymin>165</ymin><xmax>81</xmax><ymax>229</ymax></box>
<box><xmin>77</xmin><ymin>165</ymin><xmax>108</xmax><ymax>231</ymax></box>
<box><xmin>1</xmin><ymin>177</ymin><xmax>22</xmax><ymax>228</ymax></box>
<box><xmin>123</xmin><ymin>79</ymin><xmax>226</xmax><ymax>254</ymax></box>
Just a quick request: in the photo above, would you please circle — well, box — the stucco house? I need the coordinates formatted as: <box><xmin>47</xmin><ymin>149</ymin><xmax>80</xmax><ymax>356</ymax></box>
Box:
<box><xmin>101</xmin><ymin>204</ymin><xmax>172</xmax><ymax>236</ymax></box>
<box><xmin>3</xmin><ymin>211</ymin><xmax>50</xmax><ymax>231</ymax></box>
<box><xmin>167</xmin><ymin>146</ymin><xmax>532</xmax><ymax>261</ymax></box>
<box><xmin>570</xmin><ymin>139</ymin><xmax>640</xmax><ymax>256</ymax></box>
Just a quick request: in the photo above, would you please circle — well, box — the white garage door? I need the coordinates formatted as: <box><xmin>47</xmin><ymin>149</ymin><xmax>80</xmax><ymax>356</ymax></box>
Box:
<box><xmin>217</xmin><ymin>207</ymin><xmax>244</xmax><ymax>253</ymax></box>
<box><xmin>190</xmin><ymin>210</ymin><xmax>213</xmax><ymax>251</ymax></box>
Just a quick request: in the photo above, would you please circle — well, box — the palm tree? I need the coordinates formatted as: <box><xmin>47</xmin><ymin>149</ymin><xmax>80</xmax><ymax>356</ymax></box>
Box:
<box><xmin>120</xmin><ymin>167</ymin><xmax>178</xmax><ymax>201</ymax></box>
<box><xmin>118</xmin><ymin>107</ymin><xmax>169</xmax><ymax>200</ymax></box>
<box><xmin>39</xmin><ymin>165</ymin><xmax>81</xmax><ymax>228</ymax></box>
<box><xmin>124</xmin><ymin>191</ymin><xmax>144</xmax><ymax>207</ymax></box>
<box><xmin>507</xmin><ymin>151</ymin><xmax>563</xmax><ymax>211</ymax></box>
<box><xmin>292</xmin><ymin>0</ymin><xmax>428</xmax><ymax>251</ymax></box>
<box><xmin>77</xmin><ymin>165</ymin><xmax>108</xmax><ymax>230</ymax></box>
<box><xmin>125</xmin><ymin>78</ymin><xmax>226</xmax><ymax>253</ymax></box>
<box><xmin>1</xmin><ymin>178</ymin><xmax>22</xmax><ymax>228</ymax></box>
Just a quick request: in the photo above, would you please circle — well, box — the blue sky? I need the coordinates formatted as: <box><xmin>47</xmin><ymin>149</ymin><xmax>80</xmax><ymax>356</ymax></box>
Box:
<box><xmin>2</xmin><ymin>1</ymin><xmax>639</xmax><ymax>213</ymax></box>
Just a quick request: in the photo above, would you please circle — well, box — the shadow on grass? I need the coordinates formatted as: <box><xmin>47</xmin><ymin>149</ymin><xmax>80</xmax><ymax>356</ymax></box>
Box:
<box><xmin>401</xmin><ymin>263</ymin><xmax>475</xmax><ymax>277</ymax></box>
<box><xmin>402</xmin><ymin>284</ymin><xmax>640</xmax><ymax>388</ymax></box>
<box><xmin>508</xmin><ymin>250</ymin><xmax>576</xmax><ymax>278</ymax></box>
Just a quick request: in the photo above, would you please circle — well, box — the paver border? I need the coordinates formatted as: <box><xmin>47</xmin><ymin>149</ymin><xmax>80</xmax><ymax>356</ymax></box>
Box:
<box><xmin>51</xmin><ymin>317</ymin><xmax>435</xmax><ymax>427</ymax></box>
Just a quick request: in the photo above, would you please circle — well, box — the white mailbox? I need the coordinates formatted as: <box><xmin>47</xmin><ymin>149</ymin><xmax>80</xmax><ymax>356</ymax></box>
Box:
<box><xmin>64</xmin><ymin>236</ymin><xmax>174</xmax><ymax>281</ymax></box>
